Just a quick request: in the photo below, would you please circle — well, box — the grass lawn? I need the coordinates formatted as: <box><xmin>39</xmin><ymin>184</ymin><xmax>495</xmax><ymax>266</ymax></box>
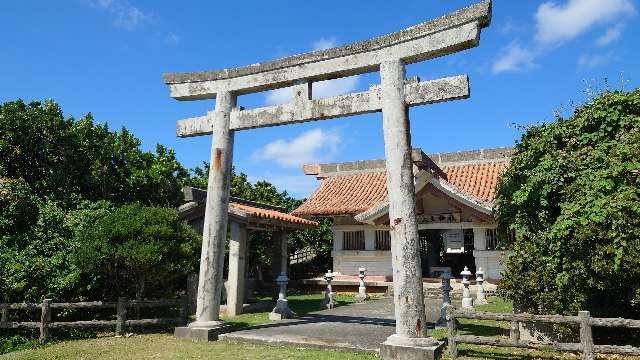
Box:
<box><xmin>1</xmin><ymin>334</ymin><xmax>376</xmax><ymax>360</ymax></box>
<box><xmin>3</xmin><ymin>294</ymin><xmax>639</xmax><ymax>360</ymax></box>
<box><xmin>1</xmin><ymin>293</ymin><xmax>370</xmax><ymax>360</ymax></box>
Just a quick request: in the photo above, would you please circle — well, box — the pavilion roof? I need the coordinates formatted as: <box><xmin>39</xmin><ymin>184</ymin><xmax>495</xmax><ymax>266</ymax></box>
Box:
<box><xmin>179</xmin><ymin>187</ymin><xmax>318</xmax><ymax>229</ymax></box>
<box><xmin>292</xmin><ymin>147</ymin><xmax>512</xmax><ymax>218</ymax></box>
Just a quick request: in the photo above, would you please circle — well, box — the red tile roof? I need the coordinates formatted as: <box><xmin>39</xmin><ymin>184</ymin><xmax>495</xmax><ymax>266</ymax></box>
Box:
<box><xmin>293</xmin><ymin>172</ymin><xmax>388</xmax><ymax>216</ymax></box>
<box><xmin>442</xmin><ymin>162</ymin><xmax>509</xmax><ymax>203</ymax></box>
<box><xmin>229</xmin><ymin>201</ymin><xmax>318</xmax><ymax>227</ymax></box>
<box><xmin>293</xmin><ymin>161</ymin><xmax>509</xmax><ymax>217</ymax></box>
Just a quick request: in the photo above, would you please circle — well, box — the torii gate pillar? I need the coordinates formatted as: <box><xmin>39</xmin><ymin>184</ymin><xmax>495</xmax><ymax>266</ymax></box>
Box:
<box><xmin>381</xmin><ymin>59</ymin><xmax>427</xmax><ymax>334</ymax></box>
<box><xmin>174</xmin><ymin>91</ymin><xmax>236</xmax><ymax>341</ymax></box>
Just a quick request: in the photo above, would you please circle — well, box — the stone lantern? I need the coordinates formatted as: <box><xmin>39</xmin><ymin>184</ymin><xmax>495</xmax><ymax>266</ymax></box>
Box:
<box><xmin>475</xmin><ymin>267</ymin><xmax>488</xmax><ymax>305</ymax></box>
<box><xmin>436</xmin><ymin>270</ymin><xmax>453</xmax><ymax>326</ymax></box>
<box><xmin>355</xmin><ymin>267</ymin><xmax>370</xmax><ymax>302</ymax></box>
<box><xmin>321</xmin><ymin>270</ymin><xmax>337</xmax><ymax>309</ymax></box>
<box><xmin>461</xmin><ymin>266</ymin><xmax>473</xmax><ymax>309</ymax></box>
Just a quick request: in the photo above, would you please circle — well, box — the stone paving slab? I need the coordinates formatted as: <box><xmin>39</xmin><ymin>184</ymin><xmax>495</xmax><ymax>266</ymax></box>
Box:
<box><xmin>219</xmin><ymin>297</ymin><xmax>460</xmax><ymax>353</ymax></box>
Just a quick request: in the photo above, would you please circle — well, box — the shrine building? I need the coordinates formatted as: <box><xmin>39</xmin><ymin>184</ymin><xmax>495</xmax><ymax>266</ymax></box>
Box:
<box><xmin>293</xmin><ymin>147</ymin><xmax>512</xmax><ymax>282</ymax></box>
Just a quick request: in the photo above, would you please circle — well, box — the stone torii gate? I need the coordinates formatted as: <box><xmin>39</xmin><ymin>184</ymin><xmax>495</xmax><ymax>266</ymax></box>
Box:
<box><xmin>164</xmin><ymin>1</ymin><xmax>491</xmax><ymax>358</ymax></box>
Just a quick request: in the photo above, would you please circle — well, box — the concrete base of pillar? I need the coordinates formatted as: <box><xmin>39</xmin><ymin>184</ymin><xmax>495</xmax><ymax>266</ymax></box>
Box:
<box><xmin>269</xmin><ymin>299</ymin><xmax>296</xmax><ymax>320</ymax></box>
<box><xmin>380</xmin><ymin>334</ymin><xmax>444</xmax><ymax>360</ymax></box>
<box><xmin>355</xmin><ymin>293</ymin><xmax>370</xmax><ymax>303</ymax></box>
<box><xmin>174</xmin><ymin>321</ymin><xmax>231</xmax><ymax>342</ymax></box>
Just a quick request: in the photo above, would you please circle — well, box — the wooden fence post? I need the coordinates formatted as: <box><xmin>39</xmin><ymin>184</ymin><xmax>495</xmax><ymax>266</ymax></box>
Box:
<box><xmin>446</xmin><ymin>304</ymin><xmax>457</xmax><ymax>358</ymax></box>
<box><xmin>39</xmin><ymin>299</ymin><xmax>52</xmax><ymax>343</ymax></box>
<box><xmin>116</xmin><ymin>297</ymin><xmax>127</xmax><ymax>336</ymax></box>
<box><xmin>579</xmin><ymin>311</ymin><xmax>594</xmax><ymax>360</ymax></box>
<box><xmin>510</xmin><ymin>320</ymin><xmax>520</xmax><ymax>342</ymax></box>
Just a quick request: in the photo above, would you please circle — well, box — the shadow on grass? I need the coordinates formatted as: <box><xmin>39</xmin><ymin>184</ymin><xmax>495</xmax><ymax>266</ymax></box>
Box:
<box><xmin>457</xmin><ymin>346</ymin><xmax>572</xmax><ymax>360</ymax></box>
<box><xmin>288</xmin><ymin>297</ymin><xmax>353</xmax><ymax>316</ymax></box>
<box><xmin>458</xmin><ymin>322</ymin><xmax>509</xmax><ymax>338</ymax></box>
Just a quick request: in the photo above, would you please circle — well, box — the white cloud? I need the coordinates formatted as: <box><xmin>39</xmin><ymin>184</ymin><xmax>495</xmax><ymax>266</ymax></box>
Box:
<box><xmin>535</xmin><ymin>0</ymin><xmax>635</xmax><ymax>46</ymax></box>
<box><xmin>264</xmin><ymin>76</ymin><xmax>359</xmax><ymax>105</ymax></box>
<box><xmin>596</xmin><ymin>24</ymin><xmax>624</xmax><ymax>46</ymax></box>
<box><xmin>264</xmin><ymin>87</ymin><xmax>293</xmax><ymax>106</ymax></box>
<box><xmin>252</xmin><ymin>128</ymin><xmax>341</xmax><ymax>168</ymax></box>
<box><xmin>312</xmin><ymin>37</ymin><xmax>337</xmax><ymax>51</ymax></box>
<box><xmin>166</xmin><ymin>32</ymin><xmax>181</xmax><ymax>46</ymax></box>
<box><xmin>264</xmin><ymin>37</ymin><xmax>360</xmax><ymax>105</ymax></box>
<box><xmin>492</xmin><ymin>43</ymin><xmax>537</xmax><ymax>74</ymax></box>
<box><xmin>578</xmin><ymin>52</ymin><xmax>613</xmax><ymax>70</ymax></box>
<box><xmin>91</xmin><ymin>0</ymin><xmax>151</xmax><ymax>30</ymax></box>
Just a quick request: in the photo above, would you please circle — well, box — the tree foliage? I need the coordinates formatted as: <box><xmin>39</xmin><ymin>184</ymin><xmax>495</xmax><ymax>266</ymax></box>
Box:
<box><xmin>0</xmin><ymin>99</ymin><xmax>187</xmax><ymax>207</ymax></box>
<box><xmin>74</xmin><ymin>204</ymin><xmax>200</xmax><ymax>300</ymax></box>
<box><xmin>0</xmin><ymin>98</ymin><xmax>332</xmax><ymax>302</ymax></box>
<box><xmin>495</xmin><ymin>89</ymin><xmax>640</xmax><ymax>317</ymax></box>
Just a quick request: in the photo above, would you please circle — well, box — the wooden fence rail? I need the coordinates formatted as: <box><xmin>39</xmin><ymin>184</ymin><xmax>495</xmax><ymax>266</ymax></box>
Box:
<box><xmin>0</xmin><ymin>296</ymin><xmax>188</xmax><ymax>343</ymax></box>
<box><xmin>446</xmin><ymin>305</ymin><xmax>640</xmax><ymax>359</ymax></box>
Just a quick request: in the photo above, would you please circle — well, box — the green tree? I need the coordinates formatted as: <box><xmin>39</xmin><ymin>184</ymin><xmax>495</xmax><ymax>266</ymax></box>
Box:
<box><xmin>495</xmin><ymin>89</ymin><xmax>640</xmax><ymax>318</ymax></box>
<box><xmin>0</xmin><ymin>178</ymin><xmax>39</xmax><ymax>235</ymax></box>
<box><xmin>74</xmin><ymin>204</ymin><xmax>200</xmax><ymax>300</ymax></box>
<box><xmin>0</xmin><ymin>99</ymin><xmax>188</xmax><ymax>207</ymax></box>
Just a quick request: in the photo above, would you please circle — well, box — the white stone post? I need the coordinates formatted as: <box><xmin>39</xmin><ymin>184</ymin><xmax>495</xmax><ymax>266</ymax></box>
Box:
<box><xmin>364</xmin><ymin>229</ymin><xmax>376</xmax><ymax>251</ymax></box>
<box><xmin>461</xmin><ymin>266</ymin><xmax>473</xmax><ymax>309</ymax></box>
<box><xmin>269</xmin><ymin>232</ymin><xmax>295</xmax><ymax>320</ymax></box>
<box><xmin>437</xmin><ymin>270</ymin><xmax>453</xmax><ymax>326</ymax></box>
<box><xmin>472</xmin><ymin>228</ymin><xmax>487</xmax><ymax>251</ymax></box>
<box><xmin>321</xmin><ymin>270</ymin><xmax>337</xmax><ymax>309</ymax></box>
<box><xmin>332</xmin><ymin>230</ymin><xmax>343</xmax><ymax>251</ymax></box>
<box><xmin>226</xmin><ymin>221</ymin><xmax>247</xmax><ymax>317</ymax></box>
<box><xmin>355</xmin><ymin>267</ymin><xmax>370</xmax><ymax>302</ymax></box>
<box><xmin>190</xmin><ymin>91</ymin><xmax>236</xmax><ymax>330</ymax></box>
<box><xmin>379</xmin><ymin>59</ymin><xmax>438</xmax><ymax>357</ymax></box>
<box><xmin>475</xmin><ymin>267</ymin><xmax>487</xmax><ymax>305</ymax></box>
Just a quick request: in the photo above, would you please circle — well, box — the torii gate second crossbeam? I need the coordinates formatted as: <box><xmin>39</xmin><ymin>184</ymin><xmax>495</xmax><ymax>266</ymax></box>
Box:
<box><xmin>164</xmin><ymin>1</ymin><xmax>491</xmax><ymax>358</ymax></box>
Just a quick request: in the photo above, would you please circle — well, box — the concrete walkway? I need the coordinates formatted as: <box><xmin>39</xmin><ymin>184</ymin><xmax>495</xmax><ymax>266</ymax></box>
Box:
<box><xmin>220</xmin><ymin>297</ymin><xmax>456</xmax><ymax>353</ymax></box>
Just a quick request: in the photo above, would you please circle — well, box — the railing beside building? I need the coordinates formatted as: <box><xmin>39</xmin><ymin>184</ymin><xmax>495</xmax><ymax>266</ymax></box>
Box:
<box><xmin>0</xmin><ymin>297</ymin><xmax>188</xmax><ymax>343</ymax></box>
<box><xmin>446</xmin><ymin>305</ymin><xmax>640</xmax><ymax>359</ymax></box>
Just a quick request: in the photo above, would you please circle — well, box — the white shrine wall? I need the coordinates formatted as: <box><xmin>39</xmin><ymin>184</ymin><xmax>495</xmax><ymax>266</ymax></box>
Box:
<box><xmin>330</xmin><ymin>222</ymin><xmax>506</xmax><ymax>281</ymax></box>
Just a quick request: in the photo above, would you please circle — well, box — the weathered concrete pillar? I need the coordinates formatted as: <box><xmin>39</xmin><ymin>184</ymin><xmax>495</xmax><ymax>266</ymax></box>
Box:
<box><xmin>379</xmin><ymin>59</ymin><xmax>442</xmax><ymax>359</ymax></box>
<box><xmin>175</xmin><ymin>91</ymin><xmax>236</xmax><ymax>341</ymax></box>
<box><xmin>269</xmin><ymin>232</ymin><xmax>295</xmax><ymax>320</ymax></box>
<box><xmin>227</xmin><ymin>221</ymin><xmax>247</xmax><ymax>317</ymax></box>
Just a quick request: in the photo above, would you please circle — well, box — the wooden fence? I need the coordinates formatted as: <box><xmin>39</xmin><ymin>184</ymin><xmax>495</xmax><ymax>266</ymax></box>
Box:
<box><xmin>0</xmin><ymin>296</ymin><xmax>188</xmax><ymax>343</ymax></box>
<box><xmin>446</xmin><ymin>305</ymin><xmax>640</xmax><ymax>359</ymax></box>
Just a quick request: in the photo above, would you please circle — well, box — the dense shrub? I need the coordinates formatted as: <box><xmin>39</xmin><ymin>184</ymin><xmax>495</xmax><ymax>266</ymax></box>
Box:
<box><xmin>495</xmin><ymin>89</ymin><xmax>640</xmax><ymax>318</ymax></box>
<box><xmin>74</xmin><ymin>204</ymin><xmax>200</xmax><ymax>300</ymax></box>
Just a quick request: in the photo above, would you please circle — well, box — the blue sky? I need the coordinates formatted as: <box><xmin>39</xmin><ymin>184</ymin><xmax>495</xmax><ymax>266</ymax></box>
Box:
<box><xmin>2</xmin><ymin>0</ymin><xmax>639</xmax><ymax>198</ymax></box>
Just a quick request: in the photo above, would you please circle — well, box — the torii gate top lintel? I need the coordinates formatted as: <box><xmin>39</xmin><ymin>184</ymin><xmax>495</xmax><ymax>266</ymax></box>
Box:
<box><xmin>163</xmin><ymin>0</ymin><xmax>491</xmax><ymax>100</ymax></box>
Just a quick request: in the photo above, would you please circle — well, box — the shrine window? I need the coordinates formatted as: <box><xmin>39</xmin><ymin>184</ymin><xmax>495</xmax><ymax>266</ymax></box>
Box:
<box><xmin>375</xmin><ymin>230</ymin><xmax>391</xmax><ymax>250</ymax></box>
<box><xmin>343</xmin><ymin>231</ymin><xmax>365</xmax><ymax>250</ymax></box>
